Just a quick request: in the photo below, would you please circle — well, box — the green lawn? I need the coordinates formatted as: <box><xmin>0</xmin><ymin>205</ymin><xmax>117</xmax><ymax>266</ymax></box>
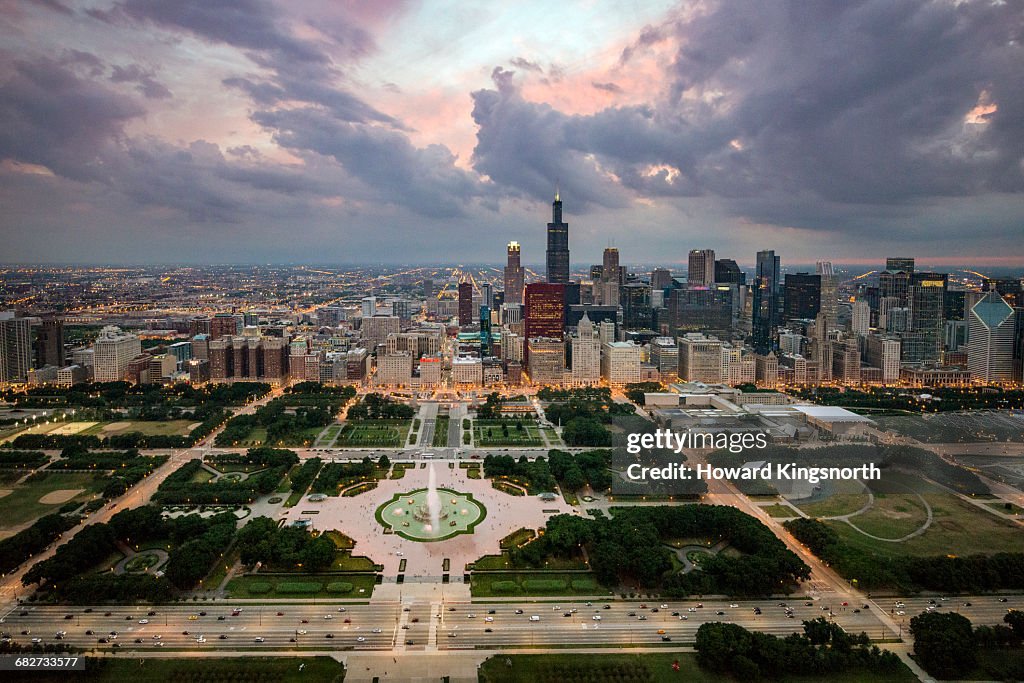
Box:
<box><xmin>846</xmin><ymin>493</ymin><xmax>928</xmax><ymax>538</ymax></box>
<box><xmin>330</xmin><ymin>552</ymin><xmax>378</xmax><ymax>572</ymax></box>
<box><xmin>15</xmin><ymin>657</ymin><xmax>345</xmax><ymax>682</ymax></box>
<box><xmin>79</xmin><ymin>419</ymin><xmax>196</xmax><ymax>437</ymax></box>
<box><xmin>474</xmin><ymin>420</ymin><xmax>544</xmax><ymax>446</ymax></box>
<box><xmin>225</xmin><ymin>573</ymin><xmax>376</xmax><ymax>599</ymax></box>
<box><xmin>478</xmin><ymin>653</ymin><xmax>915</xmax><ymax>683</ymax></box>
<box><xmin>336</xmin><ymin>420</ymin><xmax>410</xmax><ymax>447</ymax></box>
<box><xmin>762</xmin><ymin>504</ymin><xmax>799</xmax><ymax>518</ymax></box>
<box><xmin>471</xmin><ymin>571</ymin><xmax>605</xmax><ymax>597</ymax></box>
<box><xmin>432</xmin><ymin>416</ymin><xmax>450</xmax><ymax>447</ymax></box>
<box><xmin>0</xmin><ymin>471</ymin><xmax>106</xmax><ymax>530</ymax></box>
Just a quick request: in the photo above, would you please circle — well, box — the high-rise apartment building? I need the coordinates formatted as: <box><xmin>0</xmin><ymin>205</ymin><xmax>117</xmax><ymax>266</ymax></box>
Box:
<box><xmin>851</xmin><ymin>299</ymin><xmax>871</xmax><ymax>336</ymax></box>
<box><xmin>687</xmin><ymin>249</ymin><xmax>715</xmax><ymax>287</ymax></box>
<box><xmin>545</xmin><ymin>190</ymin><xmax>570</xmax><ymax>284</ymax></box>
<box><xmin>678</xmin><ymin>334</ymin><xmax>723</xmax><ymax>383</ymax></box>
<box><xmin>93</xmin><ymin>326</ymin><xmax>142</xmax><ymax>382</ymax></box>
<box><xmin>752</xmin><ymin>250</ymin><xmax>780</xmax><ymax>355</ymax></box>
<box><xmin>903</xmin><ymin>272</ymin><xmax>947</xmax><ymax>364</ymax></box>
<box><xmin>865</xmin><ymin>334</ymin><xmax>901</xmax><ymax>384</ymax></box>
<box><xmin>33</xmin><ymin>317</ymin><xmax>65</xmax><ymax>369</ymax></box>
<box><xmin>503</xmin><ymin>241</ymin><xmax>525</xmax><ymax>305</ymax></box>
<box><xmin>0</xmin><ymin>312</ymin><xmax>32</xmax><ymax>383</ymax></box>
<box><xmin>967</xmin><ymin>291</ymin><xmax>1016</xmax><ymax>382</ymax></box>
<box><xmin>210</xmin><ymin>313</ymin><xmax>242</xmax><ymax>340</ymax></box>
<box><xmin>649</xmin><ymin>337</ymin><xmax>679</xmax><ymax>381</ymax></box>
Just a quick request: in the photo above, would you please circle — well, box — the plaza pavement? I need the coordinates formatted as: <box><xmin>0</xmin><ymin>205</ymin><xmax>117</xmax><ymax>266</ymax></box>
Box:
<box><xmin>281</xmin><ymin>463</ymin><xmax>576</xmax><ymax>576</ymax></box>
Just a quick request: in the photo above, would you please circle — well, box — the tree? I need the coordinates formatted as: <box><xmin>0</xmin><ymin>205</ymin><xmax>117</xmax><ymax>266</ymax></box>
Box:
<box><xmin>1005</xmin><ymin>610</ymin><xmax>1024</xmax><ymax>639</ymax></box>
<box><xmin>910</xmin><ymin>612</ymin><xmax>977</xmax><ymax>679</ymax></box>
<box><xmin>378</xmin><ymin>454</ymin><xmax>391</xmax><ymax>469</ymax></box>
<box><xmin>301</xmin><ymin>536</ymin><xmax>337</xmax><ymax>571</ymax></box>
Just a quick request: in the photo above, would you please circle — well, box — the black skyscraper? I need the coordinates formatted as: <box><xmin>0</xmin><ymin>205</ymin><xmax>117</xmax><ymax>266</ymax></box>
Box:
<box><xmin>784</xmin><ymin>273</ymin><xmax>821</xmax><ymax>321</ymax></box>
<box><xmin>546</xmin><ymin>189</ymin><xmax>570</xmax><ymax>284</ymax></box>
<box><xmin>752</xmin><ymin>250</ymin><xmax>780</xmax><ymax>355</ymax></box>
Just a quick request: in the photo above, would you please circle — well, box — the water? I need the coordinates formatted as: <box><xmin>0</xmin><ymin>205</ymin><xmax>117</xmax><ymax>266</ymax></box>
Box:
<box><xmin>426</xmin><ymin>461</ymin><xmax>442</xmax><ymax>534</ymax></box>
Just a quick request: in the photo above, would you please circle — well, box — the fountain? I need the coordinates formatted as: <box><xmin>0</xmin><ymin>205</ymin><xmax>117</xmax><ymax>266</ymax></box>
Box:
<box><xmin>376</xmin><ymin>463</ymin><xmax>486</xmax><ymax>541</ymax></box>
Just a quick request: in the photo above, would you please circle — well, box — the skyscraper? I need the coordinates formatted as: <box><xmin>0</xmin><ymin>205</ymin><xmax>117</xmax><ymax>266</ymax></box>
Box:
<box><xmin>33</xmin><ymin>316</ymin><xmax>65</xmax><ymax>369</ymax></box>
<box><xmin>525</xmin><ymin>283</ymin><xmax>566</xmax><ymax>340</ymax></box>
<box><xmin>650</xmin><ymin>268</ymin><xmax>673</xmax><ymax>291</ymax></box>
<box><xmin>816</xmin><ymin>261</ymin><xmax>838</xmax><ymax>328</ymax></box>
<box><xmin>458</xmin><ymin>281</ymin><xmax>474</xmax><ymax>326</ymax></box>
<box><xmin>600</xmin><ymin>247</ymin><xmax>621</xmax><ymax>306</ymax></box>
<box><xmin>783</xmin><ymin>273</ymin><xmax>821</xmax><ymax>321</ymax></box>
<box><xmin>880</xmin><ymin>257</ymin><xmax>915</xmax><ymax>306</ymax></box>
<box><xmin>503</xmin><ymin>241</ymin><xmax>525</xmax><ymax>305</ymax></box>
<box><xmin>0</xmin><ymin>311</ymin><xmax>32</xmax><ymax>383</ymax></box>
<box><xmin>968</xmin><ymin>291</ymin><xmax>1016</xmax><ymax>382</ymax></box>
<box><xmin>570</xmin><ymin>313</ymin><xmax>601</xmax><ymax>385</ymax></box>
<box><xmin>688</xmin><ymin>249</ymin><xmax>715</xmax><ymax>287</ymax></box>
<box><xmin>93</xmin><ymin>325</ymin><xmax>142</xmax><ymax>383</ymax></box>
<box><xmin>752</xmin><ymin>250</ymin><xmax>780</xmax><ymax>355</ymax></box>
<box><xmin>545</xmin><ymin>189</ymin><xmax>570</xmax><ymax>284</ymax></box>
<box><xmin>903</xmin><ymin>272</ymin><xmax>947</xmax><ymax>364</ymax></box>
<box><xmin>714</xmin><ymin>259</ymin><xmax>745</xmax><ymax>285</ymax></box>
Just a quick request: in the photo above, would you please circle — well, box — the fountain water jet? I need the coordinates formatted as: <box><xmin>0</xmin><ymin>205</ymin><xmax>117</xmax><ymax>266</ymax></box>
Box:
<box><xmin>426</xmin><ymin>462</ymin><xmax>442</xmax><ymax>533</ymax></box>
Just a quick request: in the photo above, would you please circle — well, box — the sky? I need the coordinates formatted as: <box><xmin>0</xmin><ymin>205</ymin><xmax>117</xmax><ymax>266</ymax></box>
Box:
<box><xmin>0</xmin><ymin>0</ymin><xmax>1022</xmax><ymax>267</ymax></box>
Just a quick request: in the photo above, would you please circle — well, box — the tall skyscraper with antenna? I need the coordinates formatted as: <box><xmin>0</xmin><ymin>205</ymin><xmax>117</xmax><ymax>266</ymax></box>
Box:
<box><xmin>504</xmin><ymin>241</ymin><xmax>525</xmax><ymax>305</ymax></box>
<box><xmin>546</xmin><ymin>187</ymin><xmax>570</xmax><ymax>284</ymax></box>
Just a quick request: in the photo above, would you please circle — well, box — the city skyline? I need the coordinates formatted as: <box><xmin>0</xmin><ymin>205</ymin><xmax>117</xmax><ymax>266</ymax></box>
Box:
<box><xmin>1</xmin><ymin>1</ymin><xmax>1023</xmax><ymax>265</ymax></box>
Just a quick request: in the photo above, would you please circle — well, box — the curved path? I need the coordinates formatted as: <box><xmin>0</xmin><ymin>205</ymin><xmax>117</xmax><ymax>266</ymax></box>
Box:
<box><xmin>665</xmin><ymin>540</ymin><xmax>729</xmax><ymax>574</ymax></box>
<box><xmin>842</xmin><ymin>491</ymin><xmax>934</xmax><ymax>543</ymax></box>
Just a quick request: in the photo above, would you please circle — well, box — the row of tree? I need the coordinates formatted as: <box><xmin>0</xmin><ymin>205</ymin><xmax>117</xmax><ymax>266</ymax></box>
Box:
<box><xmin>911</xmin><ymin>610</ymin><xmax>1024</xmax><ymax>680</ymax></box>
<box><xmin>0</xmin><ymin>512</ymin><xmax>79</xmax><ymax>575</ymax></box>
<box><xmin>153</xmin><ymin>451</ymin><xmax>293</xmax><ymax>505</ymax></box>
<box><xmin>346</xmin><ymin>392</ymin><xmax>415</xmax><ymax>420</ymax></box>
<box><xmin>792</xmin><ymin>385</ymin><xmax>1024</xmax><ymax>412</ymax></box>
<box><xmin>483</xmin><ymin>454</ymin><xmax>556</xmax><ymax>493</ymax></box>
<box><xmin>2</xmin><ymin>381</ymin><xmax>270</xmax><ymax>409</ymax></box>
<box><xmin>547</xmin><ymin>448</ymin><xmax>612</xmax><ymax>492</ymax></box>
<box><xmin>784</xmin><ymin>517</ymin><xmax>1024</xmax><ymax>591</ymax></box>
<box><xmin>695</xmin><ymin>619</ymin><xmax>905</xmax><ymax>679</ymax></box>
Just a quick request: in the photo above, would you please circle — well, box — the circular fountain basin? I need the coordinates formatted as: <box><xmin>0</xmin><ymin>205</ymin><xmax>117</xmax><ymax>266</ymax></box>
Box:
<box><xmin>375</xmin><ymin>488</ymin><xmax>486</xmax><ymax>542</ymax></box>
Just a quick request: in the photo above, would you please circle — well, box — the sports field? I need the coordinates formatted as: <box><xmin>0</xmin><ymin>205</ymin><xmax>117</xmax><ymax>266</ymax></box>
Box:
<box><xmin>0</xmin><ymin>471</ymin><xmax>105</xmax><ymax>530</ymax></box>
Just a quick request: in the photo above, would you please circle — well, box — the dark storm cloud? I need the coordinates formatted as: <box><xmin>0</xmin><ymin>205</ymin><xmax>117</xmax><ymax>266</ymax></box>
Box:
<box><xmin>509</xmin><ymin>57</ymin><xmax>542</xmax><ymax>73</ymax></box>
<box><xmin>591</xmin><ymin>81</ymin><xmax>623</xmax><ymax>94</ymax></box>
<box><xmin>109</xmin><ymin>63</ymin><xmax>172</xmax><ymax>99</ymax></box>
<box><xmin>472</xmin><ymin>0</ymin><xmax>1024</xmax><ymax>239</ymax></box>
<box><xmin>471</xmin><ymin>68</ymin><xmax>631</xmax><ymax>210</ymax></box>
<box><xmin>0</xmin><ymin>57</ymin><xmax>144</xmax><ymax>181</ymax></box>
<box><xmin>252</xmin><ymin>107</ymin><xmax>484</xmax><ymax>219</ymax></box>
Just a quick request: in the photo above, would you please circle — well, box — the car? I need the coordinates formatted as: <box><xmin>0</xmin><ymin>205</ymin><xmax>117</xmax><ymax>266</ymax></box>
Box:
<box><xmin>84</xmin><ymin>608</ymin><xmax>93</xmax><ymax>614</ymax></box>
<box><xmin>64</xmin><ymin>614</ymin><xmax>74</xmax><ymax>620</ymax></box>
<box><xmin>301</xmin><ymin>619</ymin><xmax>309</xmax><ymax>624</ymax></box>
<box><xmin>515</xmin><ymin>609</ymin><xmax>524</xmax><ymax>615</ymax></box>
<box><xmin>20</xmin><ymin>630</ymin><xmax>30</xmax><ymax>635</ymax></box>
<box><xmin>628</xmin><ymin>612</ymin><xmax>637</xmax><ymax>617</ymax></box>
<box><xmin>324</xmin><ymin>615</ymin><xmax>333</xmax><ymax>620</ymax></box>
<box><xmin>151</xmin><ymin>635</ymin><xmax>161</xmax><ymax>640</ymax></box>
<box><xmin>603</xmin><ymin>604</ymin><xmax>611</xmax><ymax>610</ymax></box>
<box><xmin>657</xmin><ymin>629</ymin><xmax>666</xmax><ymax>635</ymax></box>
<box><xmin>231</xmin><ymin>609</ymin><xmax>242</xmax><ymax>615</ymax></box>
<box><xmin>660</xmin><ymin>604</ymin><xmax>669</xmax><ymax>609</ymax></box>
<box><xmin>411</xmin><ymin>617</ymin><xmax>419</xmax><ymax>623</ymax></box>
<box><xmin>651</xmin><ymin>608</ymin><xmax>659</xmax><ymax>613</ymax></box>
<box><xmin>963</xmin><ymin>602</ymin><xmax>972</xmax><ymax>607</ymax></box>
<box><xmin>842</xmin><ymin>601</ymin><xmax>849</xmax><ymax>606</ymax></box>
<box><xmin>297</xmin><ymin>630</ymin><xmax>307</xmax><ymax>635</ymax></box>
<box><xmin>716</xmin><ymin>611</ymin><xmax>726</xmax><ymax>616</ymax></box>
<box><xmin>484</xmin><ymin>617</ymin><xmax>494</xmax><ymax>622</ymax></box>
<box><xmin>662</xmin><ymin>635</ymin><xmax>672</xmax><ymax>642</ymax></box>
<box><xmin>147</xmin><ymin>611</ymin><xmax>157</xmax><ymax>616</ymax></box>
<box><xmin>112</xmin><ymin>643</ymin><xmax>120</xmax><ymax>649</ymax></box>
<box><xmin>182</xmin><ymin>631</ymin><xmax>190</xmax><ymax>636</ymax></box>
<box><xmin>805</xmin><ymin>602</ymin><xmax>814</xmax><ymax>607</ymax></box>
<box><xmin>55</xmin><ymin>630</ymin><xmax>66</xmax><ymax>637</ymax></box>
<box><xmin>199</xmin><ymin>611</ymin><xmax>207</xmax><ymax>616</ymax></box>
<box><xmin>484</xmin><ymin>628</ymin><xmax>493</xmax><ymax>633</ymax></box>
<box><xmin>138</xmin><ymin>619</ymin><xmax>149</xmax><ymax>624</ymax></box>
<box><xmin>854</xmin><ymin>609</ymin><xmax>862</xmax><ymax>613</ymax></box>
<box><xmin>640</xmin><ymin>604</ymin><xmax>647</xmax><ymax>609</ymax></box>
<box><xmin>862</xmin><ymin>604</ymin><xmax>869</xmax><ymax>609</ymax></box>
<box><xmin>276</xmin><ymin>612</ymin><xmax>284</xmax><ymax>616</ymax></box>
<box><xmin>446</xmin><ymin>632</ymin><xmax>456</xmax><ymax>638</ymax></box>
<box><xmin>98</xmin><ymin>638</ymin><xmax>108</xmax><ymax>643</ymax></box>
<box><xmin>109</xmin><ymin>631</ymin><xmax>118</xmax><ymax>637</ymax></box>
<box><xmin>638</xmin><ymin>615</ymin><xmax>647</xmax><ymax>621</ymax></box>
<box><xmin>753</xmin><ymin>608</ymin><xmax>762</xmax><ymax>615</ymax></box>
<box><xmin>467</xmin><ymin>614</ymin><xmax>476</xmax><ymax>618</ymax></box>
<box><xmin>372</xmin><ymin>628</ymin><xmax>382</xmax><ymax>633</ymax></box>
<box><xmin>219</xmin><ymin>635</ymin><xmax>227</xmax><ymax>640</ymax></box>
<box><xmin>687</xmin><ymin>607</ymin><xmax>697</xmax><ymax>613</ymax></box>
<box><xmin>254</xmin><ymin>637</ymin><xmax>265</xmax><ymax>643</ymax></box>
<box><xmin>86</xmin><ymin>630</ymin><xmax>94</xmax><ymax>635</ymax></box>
<box><xmin>999</xmin><ymin>598</ymin><xmax>1009</xmax><ymax>603</ymax></box>
<box><xmin>326</xmin><ymin>633</ymin><xmax>334</xmax><ymax>639</ymax></box>
<box><xmin>679</xmin><ymin>615</ymin><xmax>688</xmax><ymax>620</ymax></box>
<box><xmin>896</xmin><ymin>611</ymin><xmax>905</xmax><ymax>616</ymax></box>
<box><xmin>134</xmin><ymin>638</ymin><xmax>142</xmax><ymax>643</ymax></box>
<box><xmin>103</xmin><ymin>612</ymin><xmax>112</xmax><ymax>617</ymax></box>
<box><xmin>195</xmin><ymin>637</ymin><xmax>206</xmax><ymax>643</ymax></box>
<box><xmin>671</xmin><ymin>611</ymin><xmax>680</xmax><ymax>616</ymax></box>
<box><xmin>529</xmin><ymin>616</ymin><xmax>540</xmax><ymax>622</ymax></box>
<box><xmin>289</xmin><ymin>637</ymin><xmax>296</xmax><ymax>643</ymax></box>
<box><xmin>31</xmin><ymin>637</ymin><xmax>42</xmax><ymax>644</ymax></box>
<box><xmin>217</xmin><ymin>615</ymin><xmax>226</xmax><ymax>621</ymax></box>
<box><xmin>895</xmin><ymin>602</ymin><xmax>905</xmax><ymax>608</ymax></box>
<box><xmin>401</xmin><ymin>625</ymin><xmax>410</xmax><ymax>630</ymax></box>
<box><xmin>188</xmin><ymin>615</ymin><xmax>198</xmax><ymax>621</ymax></box>
<box><xmin>344</xmin><ymin>618</ymin><xmax>351</xmax><ymax>624</ymax></box>
<box><xmin>339</xmin><ymin>607</ymin><xmax>348</xmax><ymax>613</ymax></box>
<box><xmin>729</xmin><ymin>604</ymin><xmax>738</xmax><ymax>608</ymax></box>
<box><xmin>563</xmin><ymin>612</ymin><xmax>572</xmax><ymax>617</ymax></box>
<box><xmin>405</xmin><ymin>639</ymin><xmax>414</xmax><ymax>645</ymax></box>
<box><xmin>124</xmin><ymin>616</ymin><xmax>132</xmax><ymax>621</ymax></box>
<box><xmin>448</xmin><ymin>607</ymin><xmax>456</xmax><ymax>612</ymax></box>
<box><xmin>592</xmin><ymin>615</ymin><xmax>602</xmax><ymax>621</ymax></box>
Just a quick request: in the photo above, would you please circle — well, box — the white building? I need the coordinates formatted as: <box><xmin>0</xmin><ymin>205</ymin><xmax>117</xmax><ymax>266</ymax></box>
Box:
<box><xmin>865</xmin><ymin>335</ymin><xmax>901</xmax><ymax>384</ymax></box>
<box><xmin>649</xmin><ymin>337</ymin><xmax>679</xmax><ymax>381</ymax></box>
<box><xmin>375</xmin><ymin>351</ymin><xmax>413</xmax><ymax>386</ymax></box>
<box><xmin>451</xmin><ymin>356</ymin><xmax>483</xmax><ymax>386</ymax></box>
<box><xmin>570</xmin><ymin>314</ymin><xmax>601</xmax><ymax>385</ymax></box>
<box><xmin>601</xmin><ymin>341</ymin><xmax>640</xmax><ymax>386</ymax></box>
<box><xmin>93</xmin><ymin>326</ymin><xmax>142</xmax><ymax>382</ymax></box>
<box><xmin>851</xmin><ymin>299</ymin><xmax>871</xmax><ymax>336</ymax></box>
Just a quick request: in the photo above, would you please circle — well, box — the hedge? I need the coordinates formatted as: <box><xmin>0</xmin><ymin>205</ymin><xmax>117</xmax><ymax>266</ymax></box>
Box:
<box><xmin>522</xmin><ymin>579</ymin><xmax>568</xmax><ymax>591</ymax></box>
<box><xmin>246</xmin><ymin>582</ymin><xmax>272</xmax><ymax>594</ymax></box>
<box><xmin>275</xmin><ymin>581</ymin><xmax>323</xmax><ymax>593</ymax></box>
<box><xmin>571</xmin><ymin>578</ymin><xmax>599</xmax><ymax>590</ymax></box>
<box><xmin>490</xmin><ymin>581</ymin><xmax>517</xmax><ymax>593</ymax></box>
<box><xmin>326</xmin><ymin>581</ymin><xmax>354</xmax><ymax>594</ymax></box>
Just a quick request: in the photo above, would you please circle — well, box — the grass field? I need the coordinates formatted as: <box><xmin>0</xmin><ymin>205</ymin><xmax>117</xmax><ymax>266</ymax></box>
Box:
<box><xmin>478</xmin><ymin>653</ymin><xmax>916</xmax><ymax>683</ymax></box>
<box><xmin>474</xmin><ymin>420</ymin><xmax>544</xmax><ymax>447</ymax></box>
<box><xmin>225</xmin><ymin>572</ymin><xmax>376</xmax><ymax>599</ymax></box>
<box><xmin>762</xmin><ymin>504</ymin><xmax>799</xmax><ymax>518</ymax></box>
<box><xmin>17</xmin><ymin>657</ymin><xmax>345</xmax><ymax>683</ymax></box>
<box><xmin>471</xmin><ymin>571</ymin><xmax>606</xmax><ymax>597</ymax></box>
<box><xmin>80</xmin><ymin>420</ymin><xmax>195</xmax><ymax>437</ymax></box>
<box><xmin>847</xmin><ymin>493</ymin><xmax>929</xmax><ymax>538</ymax></box>
<box><xmin>794</xmin><ymin>479</ymin><xmax>871</xmax><ymax>517</ymax></box>
<box><xmin>432</xmin><ymin>416</ymin><xmax>450</xmax><ymax>447</ymax></box>
<box><xmin>336</xmin><ymin>420</ymin><xmax>410</xmax><ymax>447</ymax></box>
<box><xmin>828</xmin><ymin>473</ymin><xmax>1023</xmax><ymax>557</ymax></box>
<box><xmin>875</xmin><ymin>412</ymin><xmax>1024</xmax><ymax>443</ymax></box>
<box><xmin>0</xmin><ymin>471</ymin><xmax>105</xmax><ymax>530</ymax></box>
